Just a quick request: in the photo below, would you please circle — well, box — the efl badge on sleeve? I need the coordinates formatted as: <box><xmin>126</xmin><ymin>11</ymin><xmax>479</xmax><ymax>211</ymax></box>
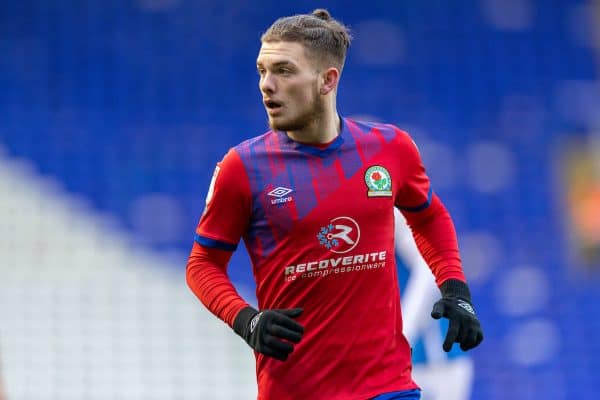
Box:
<box><xmin>203</xmin><ymin>165</ymin><xmax>220</xmax><ymax>215</ymax></box>
<box><xmin>365</xmin><ymin>165</ymin><xmax>392</xmax><ymax>197</ymax></box>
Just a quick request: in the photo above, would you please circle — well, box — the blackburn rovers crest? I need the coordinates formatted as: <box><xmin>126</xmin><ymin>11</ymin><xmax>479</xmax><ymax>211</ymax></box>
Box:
<box><xmin>365</xmin><ymin>165</ymin><xmax>392</xmax><ymax>197</ymax></box>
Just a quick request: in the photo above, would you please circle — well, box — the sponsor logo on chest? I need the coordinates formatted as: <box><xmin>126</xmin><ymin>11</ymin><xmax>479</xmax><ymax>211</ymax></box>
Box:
<box><xmin>284</xmin><ymin>215</ymin><xmax>388</xmax><ymax>281</ymax></box>
<box><xmin>317</xmin><ymin>216</ymin><xmax>360</xmax><ymax>253</ymax></box>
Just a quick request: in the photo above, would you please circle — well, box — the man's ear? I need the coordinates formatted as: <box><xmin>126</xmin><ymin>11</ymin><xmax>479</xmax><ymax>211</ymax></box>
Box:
<box><xmin>320</xmin><ymin>67</ymin><xmax>340</xmax><ymax>95</ymax></box>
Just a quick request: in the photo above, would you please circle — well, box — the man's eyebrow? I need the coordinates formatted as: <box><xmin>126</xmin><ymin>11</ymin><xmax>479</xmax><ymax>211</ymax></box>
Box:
<box><xmin>256</xmin><ymin>60</ymin><xmax>295</xmax><ymax>68</ymax></box>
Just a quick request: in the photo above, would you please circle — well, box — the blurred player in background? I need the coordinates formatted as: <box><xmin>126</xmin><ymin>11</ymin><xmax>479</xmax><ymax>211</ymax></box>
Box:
<box><xmin>395</xmin><ymin>209</ymin><xmax>474</xmax><ymax>400</ymax></box>
<box><xmin>187</xmin><ymin>9</ymin><xmax>482</xmax><ymax>400</ymax></box>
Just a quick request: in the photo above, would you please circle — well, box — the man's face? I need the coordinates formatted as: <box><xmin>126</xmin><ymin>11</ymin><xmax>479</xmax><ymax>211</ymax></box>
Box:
<box><xmin>256</xmin><ymin>41</ymin><xmax>324</xmax><ymax>132</ymax></box>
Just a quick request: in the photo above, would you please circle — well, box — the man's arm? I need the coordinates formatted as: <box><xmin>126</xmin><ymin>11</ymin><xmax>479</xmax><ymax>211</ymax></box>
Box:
<box><xmin>394</xmin><ymin>129</ymin><xmax>483</xmax><ymax>352</ymax></box>
<box><xmin>187</xmin><ymin>149</ymin><xmax>304</xmax><ymax>361</ymax></box>
<box><xmin>402</xmin><ymin>193</ymin><xmax>464</xmax><ymax>286</ymax></box>
<box><xmin>186</xmin><ymin>242</ymin><xmax>249</xmax><ymax>327</ymax></box>
<box><xmin>402</xmin><ymin>186</ymin><xmax>483</xmax><ymax>352</ymax></box>
<box><xmin>186</xmin><ymin>242</ymin><xmax>304</xmax><ymax>361</ymax></box>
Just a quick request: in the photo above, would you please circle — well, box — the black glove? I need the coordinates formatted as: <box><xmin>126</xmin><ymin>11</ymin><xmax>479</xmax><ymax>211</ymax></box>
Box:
<box><xmin>431</xmin><ymin>279</ymin><xmax>483</xmax><ymax>352</ymax></box>
<box><xmin>233</xmin><ymin>306</ymin><xmax>304</xmax><ymax>361</ymax></box>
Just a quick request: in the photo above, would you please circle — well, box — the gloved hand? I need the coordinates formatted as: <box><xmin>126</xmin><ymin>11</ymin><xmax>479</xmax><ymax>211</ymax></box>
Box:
<box><xmin>233</xmin><ymin>307</ymin><xmax>304</xmax><ymax>361</ymax></box>
<box><xmin>431</xmin><ymin>279</ymin><xmax>484</xmax><ymax>352</ymax></box>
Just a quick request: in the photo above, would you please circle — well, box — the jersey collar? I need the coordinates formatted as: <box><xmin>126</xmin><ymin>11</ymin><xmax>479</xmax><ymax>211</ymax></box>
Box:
<box><xmin>276</xmin><ymin>117</ymin><xmax>348</xmax><ymax>158</ymax></box>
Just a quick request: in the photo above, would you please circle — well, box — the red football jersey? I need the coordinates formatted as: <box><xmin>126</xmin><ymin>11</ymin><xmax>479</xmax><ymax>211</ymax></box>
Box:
<box><xmin>194</xmin><ymin>117</ymin><xmax>464</xmax><ymax>399</ymax></box>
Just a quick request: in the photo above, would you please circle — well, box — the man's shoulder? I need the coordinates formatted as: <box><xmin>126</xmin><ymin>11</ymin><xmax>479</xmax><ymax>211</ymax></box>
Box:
<box><xmin>231</xmin><ymin>129</ymin><xmax>277</xmax><ymax>155</ymax></box>
<box><xmin>344</xmin><ymin>117</ymin><xmax>411</xmax><ymax>143</ymax></box>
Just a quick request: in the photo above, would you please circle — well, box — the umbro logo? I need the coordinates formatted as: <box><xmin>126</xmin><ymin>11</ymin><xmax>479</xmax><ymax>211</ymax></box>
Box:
<box><xmin>267</xmin><ymin>186</ymin><xmax>294</xmax><ymax>205</ymax></box>
<box><xmin>268</xmin><ymin>187</ymin><xmax>293</xmax><ymax>198</ymax></box>
<box><xmin>249</xmin><ymin>312</ymin><xmax>263</xmax><ymax>333</ymax></box>
<box><xmin>457</xmin><ymin>299</ymin><xmax>476</xmax><ymax>315</ymax></box>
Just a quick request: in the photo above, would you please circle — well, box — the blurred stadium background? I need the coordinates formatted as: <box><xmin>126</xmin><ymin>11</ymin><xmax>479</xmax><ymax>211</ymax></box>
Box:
<box><xmin>1</xmin><ymin>0</ymin><xmax>599</xmax><ymax>399</ymax></box>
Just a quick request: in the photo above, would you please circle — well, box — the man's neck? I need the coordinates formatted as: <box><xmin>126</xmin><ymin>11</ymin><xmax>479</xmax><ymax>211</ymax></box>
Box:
<box><xmin>286</xmin><ymin>113</ymin><xmax>341</xmax><ymax>144</ymax></box>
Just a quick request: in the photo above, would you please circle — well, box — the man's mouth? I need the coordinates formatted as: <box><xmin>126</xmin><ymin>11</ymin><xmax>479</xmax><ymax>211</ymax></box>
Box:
<box><xmin>264</xmin><ymin>99</ymin><xmax>282</xmax><ymax>111</ymax></box>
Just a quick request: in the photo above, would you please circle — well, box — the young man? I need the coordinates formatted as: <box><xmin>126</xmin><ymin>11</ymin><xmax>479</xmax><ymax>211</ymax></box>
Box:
<box><xmin>187</xmin><ymin>9</ymin><xmax>483</xmax><ymax>400</ymax></box>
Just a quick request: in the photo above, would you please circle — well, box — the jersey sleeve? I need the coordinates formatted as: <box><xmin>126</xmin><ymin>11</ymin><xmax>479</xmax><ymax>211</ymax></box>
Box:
<box><xmin>195</xmin><ymin>148</ymin><xmax>252</xmax><ymax>250</ymax></box>
<box><xmin>394</xmin><ymin>130</ymin><xmax>432</xmax><ymax>212</ymax></box>
<box><xmin>186</xmin><ymin>242</ymin><xmax>250</xmax><ymax>327</ymax></box>
<box><xmin>393</xmin><ymin>129</ymin><xmax>466</xmax><ymax>286</ymax></box>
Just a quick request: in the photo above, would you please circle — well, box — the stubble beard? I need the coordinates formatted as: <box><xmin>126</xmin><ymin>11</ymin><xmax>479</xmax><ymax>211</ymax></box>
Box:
<box><xmin>268</xmin><ymin>87</ymin><xmax>325</xmax><ymax>133</ymax></box>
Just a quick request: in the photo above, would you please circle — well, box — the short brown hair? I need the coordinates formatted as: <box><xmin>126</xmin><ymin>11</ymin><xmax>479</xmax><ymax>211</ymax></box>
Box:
<box><xmin>261</xmin><ymin>9</ymin><xmax>352</xmax><ymax>71</ymax></box>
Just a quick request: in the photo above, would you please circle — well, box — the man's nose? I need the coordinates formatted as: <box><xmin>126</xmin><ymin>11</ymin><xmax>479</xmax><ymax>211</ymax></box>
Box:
<box><xmin>260</xmin><ymin>72</ymin><xmax>276</xmax><ymax>94</ymax></box>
